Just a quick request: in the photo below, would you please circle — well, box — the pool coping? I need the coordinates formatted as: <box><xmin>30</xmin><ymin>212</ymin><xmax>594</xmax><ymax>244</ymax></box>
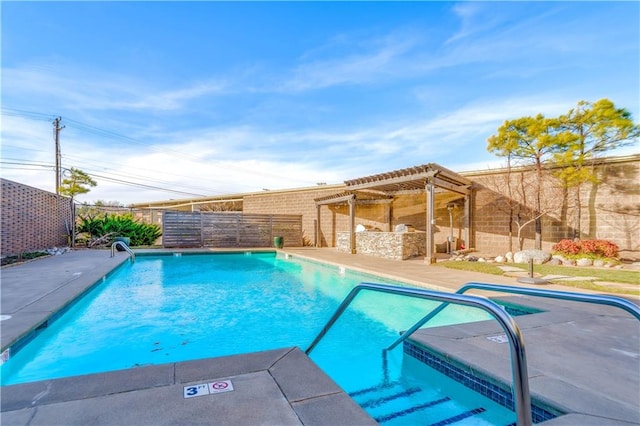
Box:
<box><xmin>1</xmin><ymin>347</ymin><xmax>375</xmax><ymax>425</ymax></box>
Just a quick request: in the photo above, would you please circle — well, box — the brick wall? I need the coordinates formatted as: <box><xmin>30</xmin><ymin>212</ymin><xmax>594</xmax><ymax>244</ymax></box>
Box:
<box><xmin>1</xmin><ymin>179</ymin><xmax>74</xmax><ymax>256</ymax></box>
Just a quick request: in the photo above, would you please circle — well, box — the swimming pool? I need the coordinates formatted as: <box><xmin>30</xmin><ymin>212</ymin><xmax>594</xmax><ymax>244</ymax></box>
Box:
<box><xmin>1</xmin><ymin>252</ymin><xmax>522</xmax><ymax>424</ymax></box>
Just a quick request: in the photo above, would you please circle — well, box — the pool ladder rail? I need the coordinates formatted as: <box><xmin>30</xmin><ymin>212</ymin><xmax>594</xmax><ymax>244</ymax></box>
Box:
<box><xmin>387</xmin><ymin>282</ymin><xmax>640</xmax><ymax>352</ymax></box>
<box><xmin>306</xmin><ymin>282</ymin><xmax>640</xmax><ymax>426</ymax></box>
<box><xmin>306</xmin><ymin>282</ymin><xmax>533</xmax><ymax>426</ymax></box>
<box><xmin>110</xmin><ymin>241</ymin><xmax>135</xmax><ymax>263</ymax></box>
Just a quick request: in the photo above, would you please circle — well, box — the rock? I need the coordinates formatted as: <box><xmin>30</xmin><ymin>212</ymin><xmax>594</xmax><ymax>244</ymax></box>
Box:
<box><xmin>546</xmin><ymin>258</ymin><xmax>562</xmax><ymax>266</ymax></box>
<box><xmin>505</xmin><ymin>252</ymin><xmax>514</xmax><ymax>262</ymax></box>
<box><xmin>45</xmin><ymin>246</ymin><xmax>70</xmax><ymax>256</ymax></box>
<box><xmin>513</xmin><ymin>249</ymin><xmax>551</xmax><ymax>264</ymax></box>
<box><xmin>467</xmin><ymin>256</ymin><xmax>479</xmax><ymax>262</ymax></box>
<box><xmin>562</xmin><ymin>259</ymin><xmax>576</xmax><ymax>266</ymax></box>
<box><xmin>495</xmin><ymin>255</ymin><xmax>505</xmax><ymax>263</ymax></box>
<box><xmin>478</xmin><ymin>257</ymin><xmax>486</xmax><ymax>262</ymax></box>
<box><xmin>576</xmin><ymin>258</ymin><xmax>593</xmax><ymax>267</ymax></box>
<box><xmin>593</xmin><ymin>259</ymin><xmax>605</xmax><ymax>267</ymax></box>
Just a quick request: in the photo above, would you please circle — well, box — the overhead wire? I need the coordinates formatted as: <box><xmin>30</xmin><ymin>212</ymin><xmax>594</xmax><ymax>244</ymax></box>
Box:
<box><xmin>1</xmin><ymin>107</ymin><xmax>318</xmax><ymax>193</ymax></box>
<box><xmin>60</xmin><ymin>152</ymin><xmax>253</xmax><ymax>193</ymax></box>
<box><xmin>62</xmin><ymin>158</ymin><xmax>214</xmax><ymax>194</ymax></box>
<box><xmin>0</xmin><ymin>159</ymin><xmax>206</xmax><ymax>197</ymax></box>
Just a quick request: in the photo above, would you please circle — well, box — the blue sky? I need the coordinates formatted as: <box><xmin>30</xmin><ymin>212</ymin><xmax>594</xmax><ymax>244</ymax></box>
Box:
<box><xmin>2</xmin><ymin>1</ymin><xmax>638</xmax><ymax>205</ymax></box>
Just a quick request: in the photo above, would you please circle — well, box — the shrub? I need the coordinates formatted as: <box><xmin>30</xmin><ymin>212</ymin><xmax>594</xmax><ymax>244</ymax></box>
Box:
<box><xmin>552</xmin><ymin>239</ymin><xmax>619</xmax><ymax>259</ymax></box>
<box><xmin>77</xmin><ymin>213</ymin><xmax>162</xmax><ymax>246</ymax></box>
<box><xmin>551</xmin><ymin>239</ymin><xmax>580</xmax><ymax>255</ymax></box>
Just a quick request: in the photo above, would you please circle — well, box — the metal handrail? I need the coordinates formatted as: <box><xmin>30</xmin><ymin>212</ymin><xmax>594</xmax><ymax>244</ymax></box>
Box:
<box><xmin>387</xmin><ymin>282</ymin><xmax>640</xmax><ymax>352</ymax></box>
<box><xmin>110</xmin><ymin>241</ymin><xmax>135</xmax><ymax>262</ymax></box>
<box><xmin>305</xmin><ymin>282</ymin><xmax>533</xmax><ymax>426</ymax></box>
<box><xmin>459</xmin><ymin>282</ymin><xmax>640</xmax><ymax>319</ymax></box>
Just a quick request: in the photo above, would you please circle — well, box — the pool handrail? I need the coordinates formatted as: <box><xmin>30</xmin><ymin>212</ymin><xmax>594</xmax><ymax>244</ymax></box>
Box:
<box><xmin>110</xmin><ymin>241</ymin><xmax>135</xmax><ymax>263</ymax></box>
<box><xmin>386</xmin><ymin>282</ymin><xmax>640</xmax><ymax>353</ymax></box>
<box><xmin>305</xmin><ymin>282</ymin><xmax>533</xmax><ymax>426</ymax></box>
<box><xmin>459</xmin><ymin>282</ymin><xmax>640</xmax><ymax>319</ymax></box>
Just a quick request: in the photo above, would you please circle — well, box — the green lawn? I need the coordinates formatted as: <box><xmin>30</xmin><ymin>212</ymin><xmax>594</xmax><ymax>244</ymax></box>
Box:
<box><xmin>437</xmin><ymin>261</ymin><xmax>639</xmax><ymax>295</ymax></box>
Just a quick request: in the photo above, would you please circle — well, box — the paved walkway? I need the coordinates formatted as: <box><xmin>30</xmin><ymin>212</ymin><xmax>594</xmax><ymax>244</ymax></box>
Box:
<box><xmin>1</xmin><ymin>248</ymin><xmax>638</xmax><ymax>425</ymax></box>
<box><xmin>282</xmin><ymin>248</ymin><xmax>639</xmax><ymax>298</ymax></box>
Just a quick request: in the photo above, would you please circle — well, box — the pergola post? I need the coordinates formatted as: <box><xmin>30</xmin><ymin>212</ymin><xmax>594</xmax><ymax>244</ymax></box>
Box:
<box><xmin>425</xmin><ymin>180</ymin><xmax>436</xmax><ymax>264</ymax></box>
<box><xmin>464</xmin><ymin>193</ymin><xmax>471</xmax><ymax>251</ymax></box>
<box><xmin>385</xmin><ymin>203</ymin><xmax>392</xmax><ymax>232</ymax></box>
<box><xmin>348</xmin><ymin>195</ymin><xmax>356</xmax><ymax>254</ymax></box>
<box><xmin>316</xmin><ymin>204</ymin><xmax>322</xmax><ymax>247</ymax></box>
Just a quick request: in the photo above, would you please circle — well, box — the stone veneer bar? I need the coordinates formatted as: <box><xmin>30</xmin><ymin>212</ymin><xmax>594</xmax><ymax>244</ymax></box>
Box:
<box><xmin>336</xmin><ymin>231</ymin><xmax>427</xmax><ymax>260</ymax></box>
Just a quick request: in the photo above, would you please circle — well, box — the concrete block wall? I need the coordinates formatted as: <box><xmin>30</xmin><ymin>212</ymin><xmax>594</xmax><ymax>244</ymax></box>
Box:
<box><xmin>467</xmin><ymin>156</ymin><xmax>640</xmax><ymax>254</ymax></box>
<box><xmin>1</xmin><ymin>179</ymin><xmax>73</xmax><ymax>257</ymax></box>
<box><xmin>244</xmin><ymin>156</ymin><xmax>639</xmax><ymax>255</ymax></box>
<box><xmin>122</xmin><ymin>155</ymin><xmax>640</xmax><ymax>256</ymax></box>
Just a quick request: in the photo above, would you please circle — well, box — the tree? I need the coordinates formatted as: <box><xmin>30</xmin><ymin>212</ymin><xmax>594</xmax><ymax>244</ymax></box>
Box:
<box><xmin>59</xmin><ymin>168</ymin><xmax>97</xmax><ymax>247</ymax></box>
<box><xmin>59</xmin><ymin>167</ymin><xmax>97</xmax><ymax>201</ymax></box>
<box><xmin>555</xmin><ymin>99</ymin><xmax>639</xmax><ymax>238</ymax></box>
<box><xmin>487</xmin><ymin>114</ymin><xmax>570</xmax><ymax>249</ymax></box>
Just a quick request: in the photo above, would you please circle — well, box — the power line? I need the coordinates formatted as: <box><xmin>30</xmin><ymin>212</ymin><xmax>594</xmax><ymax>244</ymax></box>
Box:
<box><xmin>0</xmin><ymin>107</ymin><xmax>57</xmax><ymax>122</ymax></box>
<box><xmin>0</xmin><ymin>159</ymin><xmax>206</xmax><ymax>197</ymax></box>
<box><xmin>85</xmin><ymin>171</ymin><xmax>206</xmax><ymax>197</ymax></box>
<box><xmin>60</xmin><ymin>152</ymin><xmax>259</xmax><ymax>193</ymax></box>
<box><xmin>1</xmin><ymin>159</ymin><xmax>53</xmax><ymax>166</ymax></box>
<box><xmin>1</xmin><ymin>107</ymin><xmax>318</xmax><ymax>186</ymax></box>
<box><xmin>62</xmin><ymin>117</ymin><xmax>207</xmax><ymax>162</ymax></box>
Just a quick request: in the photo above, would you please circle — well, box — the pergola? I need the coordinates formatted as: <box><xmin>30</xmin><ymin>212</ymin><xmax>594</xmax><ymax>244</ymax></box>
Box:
<box><xmin>315</xmin><ymin>163</ymin><xmax>473</xmax><ymax>263</ymax></box>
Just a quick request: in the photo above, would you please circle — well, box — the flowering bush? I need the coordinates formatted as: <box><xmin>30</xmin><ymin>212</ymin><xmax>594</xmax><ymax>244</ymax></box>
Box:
<box><xmin>552</xmin><ymin>239</ymin><xmax>619</xmax><ymax>259</ymax></box>
<box><xmin>552</xmin><ymin>239</ymin><xmax>580</xmax><ymax>255</ymax></box>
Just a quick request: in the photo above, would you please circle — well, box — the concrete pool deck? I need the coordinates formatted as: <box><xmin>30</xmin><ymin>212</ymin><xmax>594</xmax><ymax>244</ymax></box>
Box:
<box><xmin>1</xmin><ymin>248</ymin><xmax>639</xmax><ymax>425</ymax></box>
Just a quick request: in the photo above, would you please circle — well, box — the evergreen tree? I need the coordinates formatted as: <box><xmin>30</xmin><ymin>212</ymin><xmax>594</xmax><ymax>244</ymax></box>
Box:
<box><xmin>555</xmin><ymin>99</ymin><xmax>639</xmax><ymax>238</ymax></box>
<box><xmin>59</xmin><ymin>168</ymin><xmax>97</xmax><ymax>202</ymax></box>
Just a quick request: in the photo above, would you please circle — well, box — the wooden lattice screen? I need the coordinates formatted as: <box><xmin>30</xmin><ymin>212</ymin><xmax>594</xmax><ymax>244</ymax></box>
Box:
<box><xmin>162</xmin><ymin>211</ymin><xmax>302</xmax><ymax>248</ymax></box>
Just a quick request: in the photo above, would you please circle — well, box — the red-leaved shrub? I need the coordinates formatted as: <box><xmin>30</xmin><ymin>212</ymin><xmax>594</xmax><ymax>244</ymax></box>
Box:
<box><xmin>552</xmin><ymin>239</ymin><xmax>619</xmax><ymax>258</ymax></box>
<box><xmin>552</xmin><ymin>239</ymin><xmax>580</xmax><ymax>255</ymax></box>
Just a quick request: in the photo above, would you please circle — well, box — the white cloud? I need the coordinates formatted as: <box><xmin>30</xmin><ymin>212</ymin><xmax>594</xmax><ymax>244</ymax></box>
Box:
<box><xmin>281</xmin><ymin>29</ymin><xmax>423</xmax><ymax>92</ymax></box>
<box><xmin>2</xmin><ymin>65</ymin><xmax>227</xmax><ymax>113</ymax></box>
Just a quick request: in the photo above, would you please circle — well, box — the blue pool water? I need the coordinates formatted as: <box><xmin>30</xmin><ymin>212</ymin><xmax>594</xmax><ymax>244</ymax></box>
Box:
<box><xmin>1</xmin><ymin>252</ymin><xmax>519</xmax><ymax>424</ymax></box>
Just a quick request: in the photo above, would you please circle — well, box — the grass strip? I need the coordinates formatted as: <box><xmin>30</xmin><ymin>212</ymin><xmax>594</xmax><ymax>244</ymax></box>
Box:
<box><xmin>437</xmin><ymin>261</ymin><xmax>639</xmax><ymax>296</ymax></box>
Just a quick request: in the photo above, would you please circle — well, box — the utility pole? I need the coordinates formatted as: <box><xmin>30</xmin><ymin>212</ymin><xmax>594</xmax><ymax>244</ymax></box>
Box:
<box><xmin>53</xmin><ymin>117</ymin><xmax>64</xmax><ymax>194</ymax></box>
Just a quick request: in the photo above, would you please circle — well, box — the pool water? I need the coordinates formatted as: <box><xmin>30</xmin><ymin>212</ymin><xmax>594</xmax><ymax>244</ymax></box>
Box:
<box><xmin>1</xmin><ymin>252</ymin><xmax>518</xmax><ymax>424</ymax></box>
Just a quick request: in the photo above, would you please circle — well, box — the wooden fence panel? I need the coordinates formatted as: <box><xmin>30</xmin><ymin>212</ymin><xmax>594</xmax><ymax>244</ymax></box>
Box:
<box><xmin>163</xmin><ymin>211</ymin><xmax>302</xmax><ymax>248</ymax></box>
<box><xmin>202</xmin><ymin>213</ymin><xmax>240</xmax><ymax>247</ymax></box>
<box><xmin>163</xmin><ymin>211</ymin><xmax>202</xmax><ymax>248</ymax></box>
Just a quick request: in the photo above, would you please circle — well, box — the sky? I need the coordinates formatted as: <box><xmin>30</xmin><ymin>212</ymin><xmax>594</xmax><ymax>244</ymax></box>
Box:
<box><xmin>1</xmin><ymin>1</ymin><xmax>638</xmax><ymax>206</ymax></box>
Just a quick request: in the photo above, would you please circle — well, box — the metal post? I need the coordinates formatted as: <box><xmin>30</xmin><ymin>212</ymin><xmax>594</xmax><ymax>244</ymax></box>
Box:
<box><xmin>425</xmin><ymin>181</ymin><xmax>436</xmax><ymax>263</ymax></box>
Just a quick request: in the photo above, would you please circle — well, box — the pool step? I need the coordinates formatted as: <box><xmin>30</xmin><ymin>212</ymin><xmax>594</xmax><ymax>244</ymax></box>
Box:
<box><xmin>350</xmin><ymin>381</ymin><xmax>488</xmax><ymax>425</ymax></box>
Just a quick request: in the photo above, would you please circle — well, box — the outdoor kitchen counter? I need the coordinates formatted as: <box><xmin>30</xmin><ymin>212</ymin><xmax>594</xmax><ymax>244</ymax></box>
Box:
<box><xmin>336</xmin><ymin>231</ymin><xmax>426</xmax><ymax>260</ymax></box>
